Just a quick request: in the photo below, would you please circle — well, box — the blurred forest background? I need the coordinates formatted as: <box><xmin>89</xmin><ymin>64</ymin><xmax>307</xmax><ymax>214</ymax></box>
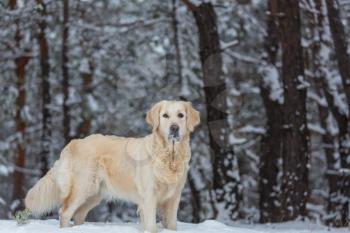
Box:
<box><xmin>1</xmin><ymin>0</ymin><xmax>350</xmax><ymax>227</ymax></box>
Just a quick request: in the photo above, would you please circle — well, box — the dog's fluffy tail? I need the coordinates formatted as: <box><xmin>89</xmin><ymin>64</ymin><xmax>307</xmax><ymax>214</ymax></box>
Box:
<box><xmin>25</xmin><ymin>168</ymin><xmax>61</xmax><ymax>216</ymax></box>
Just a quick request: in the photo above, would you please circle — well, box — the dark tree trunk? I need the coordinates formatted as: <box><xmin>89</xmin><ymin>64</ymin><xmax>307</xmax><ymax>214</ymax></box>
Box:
<box><xmin>259</xmin><ymin>0</ymin><xmax>283</xmax><ymax>222</ymax></box>
<box><xmin>171</xmin><ymin>0</ymin><xmax>183</xmax><ymax>88</ymax></box>
<box><xmin>62</xmin><ymin>0</ymin><xmax>70</xmax><ymax>144</ymax></box>
<box><xmin>188</xmin><ymin>172</ymin><xmax>201</xmax><ymax>223</ymax></box>
<box><xmin>75</xmin><ymin>7</ymin><xmax>92</xmax><ymax>138</ymax></box>
<box><xmin>325</xmin><ymin>0</ymin><xmax>350</xmax><ymax>225</ymax></box>
<box><xmin>77</xmin><ymin>61</ymin><xmax>93</xmax><ymax>137</ymax></box>
<box><xmin>182</xmin><ymin>0</ymin><xmax>242</xmax><ymax>220</ymax></box>
<box><xmin>277</xmin><ymin>0</ymin><xmax>310</xmax><ymax>220</ymax></box>
<box><xmin>10</xmin><ymin>0</ymin><xmax>30</xmax><ymax>212</ymax></box>
<box><xmin>37</xmin><ymin>0</ymin><xmax>51</xmax><ymax>177</ymax></box>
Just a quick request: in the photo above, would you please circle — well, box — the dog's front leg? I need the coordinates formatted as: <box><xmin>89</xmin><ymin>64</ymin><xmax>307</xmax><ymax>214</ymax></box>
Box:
<box><xmin>160</xmin><ymin>192</ymin><xmax>180</xmax><ymax>230</ymax></box>
<box><xmin>141</xmin><ymin>196</ymin><xmax>157</xmax><ymax>233</ymax></box>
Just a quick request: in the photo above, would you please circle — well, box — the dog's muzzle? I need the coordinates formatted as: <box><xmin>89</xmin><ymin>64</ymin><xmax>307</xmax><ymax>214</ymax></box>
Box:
<box><xmin>168</xmin><ymin>124</ymin><xmax>180</xmax><ymax>142</ymax></box>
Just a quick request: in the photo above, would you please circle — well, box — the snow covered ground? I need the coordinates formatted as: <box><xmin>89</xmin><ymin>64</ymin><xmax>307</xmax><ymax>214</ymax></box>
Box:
<box><xmin>0</xmin><ymin>219</ymin><xmax>349</xmax><ymax>233</ymax></box>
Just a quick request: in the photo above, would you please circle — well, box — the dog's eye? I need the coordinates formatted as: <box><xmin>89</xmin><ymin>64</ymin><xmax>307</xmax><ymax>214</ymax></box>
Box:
<box><xmin>178</xmin><ymin>113</ymin><xmax>184</xmax><ymax>118</ymax></box>
<box><xmin>163</xmin><ymin>113</ymin><xmax>169</xmax><ymax>118</ymax></box>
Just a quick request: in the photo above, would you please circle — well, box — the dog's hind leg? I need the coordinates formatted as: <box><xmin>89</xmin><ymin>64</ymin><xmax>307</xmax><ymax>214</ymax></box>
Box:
<box><xmin>73</xmin><ymin>194</ymin><xmax>102</xmax><ymax>225</ymax></box>
<box><xmin>59</xmin><ymin>191</ymin><xmax>88</xmax><ymax>227</ymax></box>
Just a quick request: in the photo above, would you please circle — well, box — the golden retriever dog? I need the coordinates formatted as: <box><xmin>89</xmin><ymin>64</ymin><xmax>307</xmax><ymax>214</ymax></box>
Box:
<box><xmin>25</xmin><ymin>100</ymin><xmax>200</xmax><ymax>233</ymax></box>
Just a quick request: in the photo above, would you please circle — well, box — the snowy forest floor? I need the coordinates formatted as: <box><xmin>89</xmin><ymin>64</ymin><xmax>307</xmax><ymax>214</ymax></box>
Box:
<box><xmin>0</xmin><ymin>219</ymin><xmax>349</xmax><ymax>233</ymax></box>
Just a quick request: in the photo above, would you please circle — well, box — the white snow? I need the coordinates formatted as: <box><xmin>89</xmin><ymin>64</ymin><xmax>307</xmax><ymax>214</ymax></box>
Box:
<box><xmin>87</xmin><ymin>94</ymin><xmax>99</xmax><ymax>112</ymax></box>
<box><xmin>0</xmin><ymin>219</ymin><xmax>348</xmax><ymax>233</ymax></box>
<box><xmin>229</xmin><ymin>134</ymin><xmax>247</xmax><ymax>145</ymax></box>
<box><xmin>221</xmin><ymin>40</ymin><xmax>239</xmax><ymax>50</ymax></box>
<box><xmin>238</xmin><ymin>125</ymin><xmax>266</xmax><ymax>134</ymax></box>
<box><xmin>0</xmin><ymin>164</ymin><xmax>10</xmax><ymax>176</ymax></box>
<box><xmin>79</xmin><ymin>58</ymin><xmax>91</xmax><ymax>73</ymax></box>
<box><xmin>0</xmin><ymin>197</ymin><xmax>5</xmax><ymax>206</ymax></box>
<box><xmin>259</xmin><ymin>64</ymin><xmax>283</xmax><ymax>104</ymax></box>
<box><xmin>307</xmin><ymin>123</ymin><xmax>326</xmax><ymax>135</ymax></box>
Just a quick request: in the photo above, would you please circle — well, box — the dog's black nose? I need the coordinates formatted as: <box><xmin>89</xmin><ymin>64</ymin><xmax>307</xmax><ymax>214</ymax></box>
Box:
<box><xmin>170</xmin><ymin>124</ymin><xmax>179</xmax><ymax>133</ymax></box>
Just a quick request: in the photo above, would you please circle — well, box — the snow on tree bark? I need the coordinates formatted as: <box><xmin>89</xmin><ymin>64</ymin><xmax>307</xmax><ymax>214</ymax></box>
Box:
<box><xmin>325</xmin><ymin>0</ymin><xmax>350</xmax><ymax>226</ymax></box>
<box><xmin>306</xmin><ymin>0</ymin><xmax>349</xmax><ymax>226</ymax></box>
<box><xmin>76</xmin><ymin>7</ymin><xmax>93</xmax><ymax>138</ymax></box>
<box><xmin>259</xmin><ymin>0</ymin><xmax>283</xmax><ymax>223</ymax></box>
<box><xmin>325</xmin><ymin>0</ymin><xmax>350</xmax><ymax>113</ymax></box>
<box><xmin>181</xmin><ymin>0</ymin><xmax>242</xmax><ymax>220</ymax></box>
<box><xmin>77</xmin><ymin>60</ymin><xmax>93</xmax><ymax>137</ymax></box>
<box><xmin>37</xmin><ymin>0</ymin><xmax>51</xmax><ymax>177</ymax></box>
<box><xmin>62</xmin><ymin>0</ymin><xmax>71</xmax><ymax>144</ymax></box>
<box><xmin>9</xmin><ymin>0</ymin><xmax>30</xmax><ymax>212</ymax></box>
<box><xmin>171</xmin><ymin>0</ymin><xmax>183</xmax><ymax>89</ymax></box>
<box><xmin>277</xmin><ymin>0</ymin><xmax>310</xmax><ymax>220</ymax></box>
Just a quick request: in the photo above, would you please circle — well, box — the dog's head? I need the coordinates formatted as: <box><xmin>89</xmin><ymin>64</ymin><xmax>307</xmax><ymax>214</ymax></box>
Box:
<box><xmin>146</xmin><ymin>100</ymin><xmax>200</xmax><ymax>143</ymax></box>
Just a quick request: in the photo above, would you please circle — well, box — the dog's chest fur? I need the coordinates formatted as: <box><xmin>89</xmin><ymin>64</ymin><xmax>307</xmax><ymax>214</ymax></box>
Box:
<box><xmin>151</xmin><ymin>137</ymin><xmax>190</xmax><ymax>186</ymax></box>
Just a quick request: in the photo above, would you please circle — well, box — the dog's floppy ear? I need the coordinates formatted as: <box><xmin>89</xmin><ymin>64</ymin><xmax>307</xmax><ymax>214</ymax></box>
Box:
<box><xmin>186</xmin><ymin>102</ymin><xmax>200</xmax><ymax>132</ymax></box>
<box><xmin>146</xmin><ymin>101</ymin><xmax>162</xmax><ymax>131</ymax></box>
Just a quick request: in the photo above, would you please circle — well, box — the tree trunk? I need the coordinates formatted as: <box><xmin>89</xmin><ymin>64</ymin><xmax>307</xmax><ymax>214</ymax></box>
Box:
<box><xmin>171</xmin><ymin>0</ymin><xmax>183</xmax><ymax>88</ymax></box>
<box><xmin>77</xmin><ymin>61</ymin><xmax>93</xmax><ymax>137</ymax></box>
<box><xmin>62</xmin><ymin>0</ymin><xmax>70</xmax><ymax>144</ymax></box>
<box><xmin>325</xmin><ymin>0</ymin><xmax>350</xmax><ymax>225</ymax></box>
<box><xmin>314</xmin><ymin>82</ymin><xmax>339</xmax><ymax>225</ymax></box>
<box><xmin>309</xmin><ymin>0</ymin><xmax>348</xmax><ymax>226</ymax></box>
<box><xmin>37</xmin><ymin>0</ymin><xmax>51</xmax><ymax>177</ymax></box>
<box><xmin>325</xmin><ymin>0</ymin><xmax>350</xmax><ymax>113</ymax></box>
<box><xmin>259</xmin><ymin>0</ymin><xmax>283</xmax><ymax>223</ymax></box>
<box><xmin>181</xmin><ymin>0</ymin><xmax>242</xmax><ymax>220</ymax></box>
<box><xmin>10</xmin><ymin>0</ymin><xmax>30</xmax><ymax>212</ymax></box>
<box><xmin>188</xmin><ymin>172</ymin><xmax>201</xmax><ymax>223</ymax></box>
<box><xmin>319</xmin><ymin>74</ymin><xmax>349</xmax><ymax>227</ymax></box>
<box><xmin>277</xmin><ymin>0</ymin><xmax>310</xmax><ymax>220</ymax></box>
<box><xmin>320</xmin><ymin>70</ymin><xmax>349</xmax><ymax>226</ymax></box>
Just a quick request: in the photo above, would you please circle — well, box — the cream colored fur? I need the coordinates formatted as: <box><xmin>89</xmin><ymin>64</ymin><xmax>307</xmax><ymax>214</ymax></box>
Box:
<box><xmin>25</xmin><ymin>169</ymin><xmax>60</xmax><ymax>216</ymax></box>
<box><xmin>24</xmin><ymin>100</ymin><xmax>200</xmax><ymax>233</ymax></box>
